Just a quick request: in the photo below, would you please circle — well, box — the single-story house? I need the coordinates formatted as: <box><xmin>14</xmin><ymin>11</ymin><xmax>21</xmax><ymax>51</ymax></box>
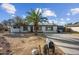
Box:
<box><xmin>10</xmin><ymin>22</ymin><xmax>58</xmax><ymax>33</ymax></box>
<box><xmin>66</xmin><ymin>23</ymin><xmax>79</xmax><ymax>32</ymax></box>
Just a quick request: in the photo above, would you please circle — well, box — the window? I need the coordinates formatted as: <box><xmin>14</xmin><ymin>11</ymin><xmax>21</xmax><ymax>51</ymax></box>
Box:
<box><xmin>46</xmin><ymin>26</ymin><xmax>53</xmax><ymax>31</ymax></box>
<box><xmin>13</xmin><ymin>26</ymin><xmax>20</xmax><ymax>28</ymax></box>
<box><xmin>23</xmin><ymin>26</ymin><xmax>28</xmax><ymax>31</ymax></box>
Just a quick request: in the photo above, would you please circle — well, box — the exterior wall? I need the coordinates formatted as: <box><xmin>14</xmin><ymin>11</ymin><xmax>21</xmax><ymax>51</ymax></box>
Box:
<box><xmin>53</xmin><ymin>26</ymin><xmax>57</xmax><ymax>32</ymax></box>
<box><xmin>20</xmin><ymin>26</ymin><xmax>23</xmax><ymax>32</ymax></box>
<box><xmin>10</xmin><ymin>26</ymin><xmax>28</xmax><ymax>33</ymax></box>
<box><xmin>41</xmin><ymin>26</ymin><xmax>57</xmax><ymax>32</ymax></box>
<box><xmin>42</xmin><ymin>26</ymin><xmax>46</xmax><ymax>32</ymax></box>
<box><xmin>10</xmin><ymin>25</ymin><xmax>57</xmax><ymax>33</ymax></box>
<box><xmin>10</xmin><ymin>27</ymin><xmax>20</xmax><ymax>33</ymax></box>
<box><xmin>67</xmin><ymin>27</ymin><xmax>79</xmax><ymax>32</ymax></box>
<box><xmin>28</xmin><ymin>26</ymin><xmax>31</xmax><ymax>32</ymax></box>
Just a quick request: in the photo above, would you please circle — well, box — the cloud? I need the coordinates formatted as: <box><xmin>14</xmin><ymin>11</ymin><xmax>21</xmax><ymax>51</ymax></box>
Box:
<box><xmin>48</xmin><ymin>19</ymin><xmax>66</xmax><ymax>25</ymax></box>
<box><xmin>53</xmin><ymin>20</ymin><xmax>58</xmax><ymax>24</ymax></box>
<box><xmin>66</xmin><ymin>18</ymin><xmax>70</xmax><ymax>21</ymax></box>
<box><xmin>47</xmin><ymin>19</ymin><xmax>66</xmax><ymax>25</ymax></box>
<box><xmin>66</xmin><ymin>13</ymin><xmax>71</xmax><ymax>16</ymax></box>
<box><xmin>47</xmin><ymin>19</ymin><xmax>54</xmax><ymax>23</ymax></box>
<box><xmin>59</xmin><ymin>18</ymin><xmax>66</xmax><ymax>25</ymax></box>
<box><xmin>22</xmin><ymin>15</ymin><xmax>26</xmax><ymax>18</ymax></box>
<box><xmin>70</xmin><ymin>8</ymin><xmax>79</xmax><ymax>15</ymax></box>
<box><xmin>11</xmin><ymin>14</ymin><xmax>15</xmax><ymax>17</ymax></box>
<box><xmin>43</xmin><ymin>8</ymin><xmax>57</xmax><ymax>17</ymax></box>
<box><xmin>35</xmin><ymin>8</ymin><xmax>42</xmax><ymax>13</ymax></box>
<box><xmin>48</xmin><ymin>19</ymin><xmax>58</xmax><ymax>24</ymax></box>
<box><xmin>1</xmin><ymin>3</ymin><xmax>16</xmax><ymax>14</ymax></box>
<box><xmin>59</xmin><ymin>21</ymin><xmax>66</xmax><ymax>25</ymax></box>
<box><xmin>67</xmin><ymin>8</ymin><xmax>79</xmax><ymax>15</ymax></box>
<box><xmin>60</xmin><ymin>18</ymin><xmax>64</xmax><ymax>21</ymax></box>
<box><xmin>35</xmin><ymin>8</ymin><xmax>56</xmax><ymax>17</ymax></box>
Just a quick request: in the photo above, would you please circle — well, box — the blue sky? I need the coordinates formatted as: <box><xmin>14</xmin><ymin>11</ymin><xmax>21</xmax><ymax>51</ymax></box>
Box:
<box><xmin>0</xmin><ymin>3</ymin><xmax>79</xmax><ymax>25</ymax></box>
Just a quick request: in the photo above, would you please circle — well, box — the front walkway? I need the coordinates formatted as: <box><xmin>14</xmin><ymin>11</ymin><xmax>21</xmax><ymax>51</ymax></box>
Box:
<box><xmin>45</xmin><ymin>33</ymin><xmax>79</xmax><ymax>55</ymax></box>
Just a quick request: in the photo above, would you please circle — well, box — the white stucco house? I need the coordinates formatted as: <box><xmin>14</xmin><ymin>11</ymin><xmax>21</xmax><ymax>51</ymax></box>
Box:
<box><xmin>10</xmin><ymin>22</ymin><xmax>58</xmax><ymax>33</ymax></box>
<box><xmin>66</xmin><ymin>23</ymin><xmax>79</xmax><ymax>32</ymax></box>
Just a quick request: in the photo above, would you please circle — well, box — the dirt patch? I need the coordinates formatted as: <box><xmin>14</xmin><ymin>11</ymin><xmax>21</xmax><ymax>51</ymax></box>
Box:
<box><xmin>0</xmin><ymin>32</ymin><xmax>64</xmax><ymax>55</ymax></box>
<box><xmin>5</xmin><ymin>36</ymin><xmax>46</xmax><ymax>55</ymax></box>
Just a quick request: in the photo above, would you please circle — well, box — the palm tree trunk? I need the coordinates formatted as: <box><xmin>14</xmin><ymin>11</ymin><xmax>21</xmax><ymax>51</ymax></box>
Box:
<box><xmin>34</xmin><ymin>22</ymin><xmax>38</xmax><ymax>35</ymax></box>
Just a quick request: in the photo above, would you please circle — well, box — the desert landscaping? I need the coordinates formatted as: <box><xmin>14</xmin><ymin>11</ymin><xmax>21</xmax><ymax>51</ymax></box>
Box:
<box><xmin>0</xmin><ymin>32</ymin><xmax>64</xmax><ymax>55</ymax></box>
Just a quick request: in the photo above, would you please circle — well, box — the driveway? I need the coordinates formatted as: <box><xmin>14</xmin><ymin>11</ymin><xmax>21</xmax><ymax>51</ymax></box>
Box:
<box><xmin>45</xmin><ymin>33</ymin><xmax>79</xmax><ymax>55</ymax></box>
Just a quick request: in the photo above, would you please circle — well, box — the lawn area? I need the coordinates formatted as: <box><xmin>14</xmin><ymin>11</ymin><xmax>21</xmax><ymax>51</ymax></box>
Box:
<box><xmin>0</xmin><ymin>32</ymin><xmax>64</xmax><ymax>55</ymax></box>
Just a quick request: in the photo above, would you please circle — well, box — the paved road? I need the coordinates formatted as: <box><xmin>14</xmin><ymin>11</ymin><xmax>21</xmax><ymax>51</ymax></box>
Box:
<box><xmin>45</xmin><ymin>33</ymin><xmax>79</xmax><ymax>55</ymax></box>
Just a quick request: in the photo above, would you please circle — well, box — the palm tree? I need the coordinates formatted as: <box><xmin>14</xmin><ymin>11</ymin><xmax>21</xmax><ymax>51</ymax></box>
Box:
<box><xmin>26</xmin><ymin>9</ymin><xmax>48</xmax><ymax>35</ymax></box>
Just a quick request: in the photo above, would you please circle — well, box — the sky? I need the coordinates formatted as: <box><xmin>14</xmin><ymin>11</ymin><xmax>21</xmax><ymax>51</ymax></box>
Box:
<box><xmin>0</xmin><ymin>3</ymin><xmax>79</xmax><ymax>25</ymax></box>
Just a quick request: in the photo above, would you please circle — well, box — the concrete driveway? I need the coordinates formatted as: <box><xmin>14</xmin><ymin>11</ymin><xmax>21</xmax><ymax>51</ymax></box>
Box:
<box><xmin>45</xmin><ymin>33</ymin><xmax>79</xmax><ymax>55</ymax></box>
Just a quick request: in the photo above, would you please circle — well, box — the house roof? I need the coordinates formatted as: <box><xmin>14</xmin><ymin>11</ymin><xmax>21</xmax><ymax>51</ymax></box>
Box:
<box><xmin>66</xmin><ymin>23</ymin><xmax>79</xmax><ymax>27</ymax></box>
<box><xmin>29</xmin><ymin>22</ymin><xmax>57</xmax><ymax>26</ymax></box>
<box><xmin>11</xmin><ymin>22</ymin><xmax>58</xmax><ymax>27</ymax></box>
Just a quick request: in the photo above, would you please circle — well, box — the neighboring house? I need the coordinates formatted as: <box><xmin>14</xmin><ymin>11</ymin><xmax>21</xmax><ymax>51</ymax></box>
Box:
<box><xmin>10</xmin><ymin>22</ymin><xmax>58</xmax><ymax>33</ymax></box>
<box><xmin>66</xmin><ymin>23</ymin><xmax>79</xmax><ymax>32</ymax></box>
